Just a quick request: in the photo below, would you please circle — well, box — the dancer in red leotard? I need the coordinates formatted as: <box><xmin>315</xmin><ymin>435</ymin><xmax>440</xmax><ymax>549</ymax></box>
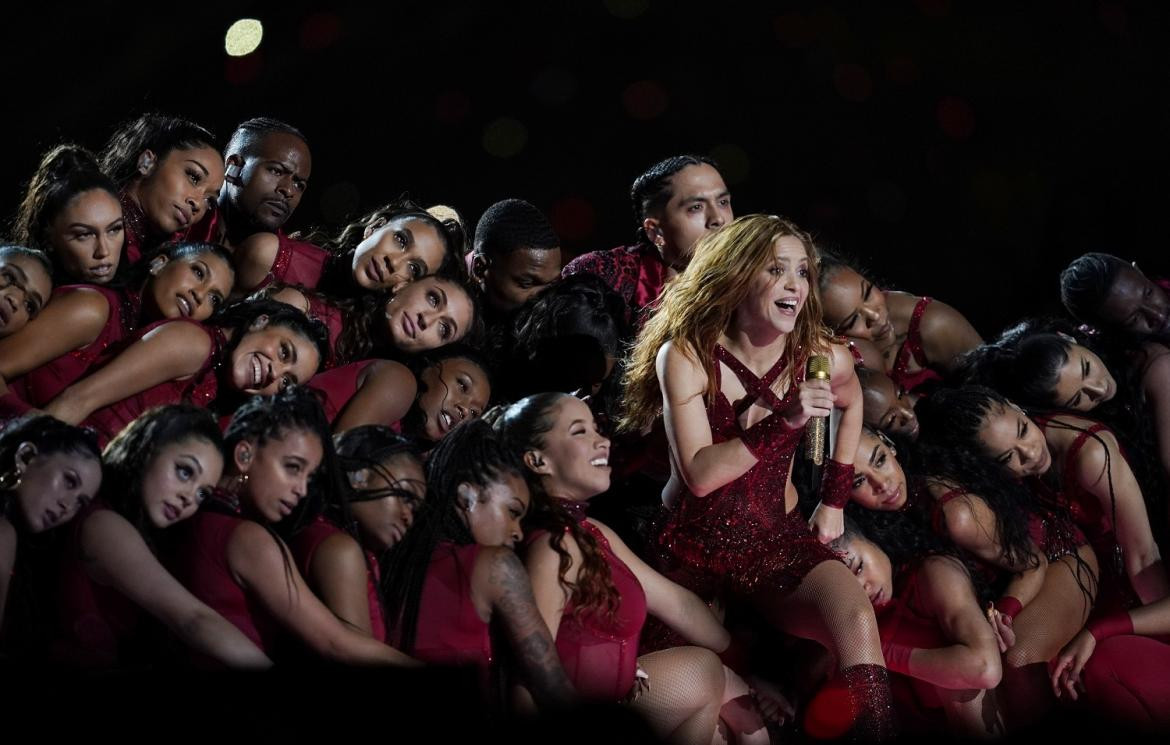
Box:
<box><xmin>381</xmin><ymin>418</ymin><xmax>577</xmax><ymax>712</ymax></box>
<box><xmin>818</xmin><ymin>251</ymin><xmax>983</xmax><ymax>396</ymax></box>
<box><xmin>623</xmin><ymin>214</ymin><xmax>895</xmax><ymax>741</ymax></box>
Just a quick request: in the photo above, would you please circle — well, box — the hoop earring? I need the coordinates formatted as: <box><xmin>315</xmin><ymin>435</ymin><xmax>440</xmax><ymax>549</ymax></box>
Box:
<box><xmin>0</xmin><ymin>469</ymin><xmax>21</xmax><ymax>491</ymax></box>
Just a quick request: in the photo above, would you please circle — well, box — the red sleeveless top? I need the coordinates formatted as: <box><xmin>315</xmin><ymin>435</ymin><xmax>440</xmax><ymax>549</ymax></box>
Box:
<box><xmin>290</xmin><ymin>516</ymin><xmax>386</xmax><ymax>643</ymax></box>
<box><xmin>406</xmin><ymin>541</ymin><xmax>493</xmax><ymax>669</ymax></box>
<box><xmin>890</xmin><ymin>297</ymin><xmax>944</xmax><ymax>395</ymax></box>
<box><xmin>14</xmin><ymin>285</ymin><xmax>135</xmax><ymax>407</ymax></box>
<box><xmin>81</xmin><ymin>318</ymin><xmax>226</xmax><ymax>445</ymax></box>
<box><xmin>529</xmin><ymin>511</ymin><xmax>648</xmax><ymax>702</ymax></box>
<box><xmin>307</xmin><ymin>360</ymin><xmax>378</xmax><ymax>424</ymax></box>
<box><xmin>166</xmin><ymin>497</ymin><xmax>287</xmax><ymax>657</ymax></box>
<box><xmin>50</xmin><ymin>499</ymin><xmax>145</xmax><ymax>667</ymax></box>
<box><xmin>655</xmin><ymin>344</ymin><xmax>839</xmax><ymax>598</ymax></box>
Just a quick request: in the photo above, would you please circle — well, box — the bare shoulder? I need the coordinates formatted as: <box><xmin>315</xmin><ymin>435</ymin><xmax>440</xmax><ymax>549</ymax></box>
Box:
<box><xmin>658</xmin><ymin>339</ymin><xmax>708</xmax><ymax>396</ymax></box>
<box><xmin>236</xmin><ymin>232</ymin><xmax>281</xmax><ymax>262</ymax></box>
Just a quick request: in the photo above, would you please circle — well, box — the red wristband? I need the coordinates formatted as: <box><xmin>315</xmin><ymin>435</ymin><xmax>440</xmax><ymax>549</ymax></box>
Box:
<box><xmin>994</xmin><ymin>596</ymin><xmax>1023</xmax><ymax>621</ymax></box>
<box><xmin>883</xmin><ymin>642</ymin><xmax>914</xmax><ymax>675</ymax></box>
<box><xmin>717</xmin><ymin>634</ymin><xmax>750</xmax><ymax>677</ymax></box>
<box><xmin>1088</xmin><ymin>612</ymin><xmax>1133</xmax><ymax>642</ymax></box>
<box><xmin>819</xmin><ymin>459</ymin><xmax>854</xmax><ymax>509</ymax></box>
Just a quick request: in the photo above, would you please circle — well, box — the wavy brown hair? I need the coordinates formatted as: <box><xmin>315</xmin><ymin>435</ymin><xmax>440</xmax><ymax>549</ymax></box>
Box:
<box><xmin>621</xmin><ymin>214</ymin><xmax>834</xmax><ymax>433</ymax></box>
<box><xmin>487</xmin><ymin>393</ymin><xmax>621</xmax><ymax>622</ymax></box>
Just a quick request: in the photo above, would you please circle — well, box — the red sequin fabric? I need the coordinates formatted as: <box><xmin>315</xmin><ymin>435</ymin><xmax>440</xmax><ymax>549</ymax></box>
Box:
<box><xmin>654</xmin><ymin>344</ymin><xmax>840</xmax><ymax>598</ymax></box>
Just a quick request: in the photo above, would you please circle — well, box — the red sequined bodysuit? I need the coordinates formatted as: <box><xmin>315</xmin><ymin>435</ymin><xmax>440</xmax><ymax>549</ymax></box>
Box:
<box><xmin>655</xmin><ymin>344</ymin><xmax>840</xmax><ymax>598</ymax></box>
<box><xmin>890</xmin><ymin>297</ymin><xmax>943</xmax><ymax>395</ymax></box>
<box><xmin>528</xmin><ymin>508</ymin><xmax>648</xmax><ymax>702</ymax></box>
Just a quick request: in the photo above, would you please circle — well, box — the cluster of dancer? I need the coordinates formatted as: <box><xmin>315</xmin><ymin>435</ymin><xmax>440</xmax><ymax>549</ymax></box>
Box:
<box><xmin>1</xmin><ymin>112</ymin><xmax>1168</xmax><ymax>743</ymax></box>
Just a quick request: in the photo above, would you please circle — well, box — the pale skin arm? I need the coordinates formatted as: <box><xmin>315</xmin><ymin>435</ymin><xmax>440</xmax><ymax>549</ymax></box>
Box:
<box><xmin>592</xmin><ymin>520</ymin><xmax>731</xmax><ymax>651</ymax></box>
<box><xmin>332</xmin><ymin>360</ymin><xmax>417</xmax><ymax>434</ymax></box>
<box><xmin>78</xmin><ymin>509</ymin><xmax>271</xmax><ymax>668</ymax></box>
<box><xmin>305</xmin><ymin>531</ymin><xmax>374</xmax><ymax>636</ymax></box>
<box><xmin>43</xmin><ymin>321</ymin><xmax>213</xmax><ymax>424</ymax></box>
<box><xmin>918</xmin><ymin>298</ymin><xmax>984</xmax><ymax>374</ymax></box>
<box><xmin>1065</xmin><ymin>419</ymin><xmax>1169</xmax><ymax>603</ymax></box>
<box><xmin>0</xmin><ymin>518</ymin><xmax>16</xmax><ymax>630</ymax></box>
<box><xmin>475</xmin><ymin>545</ymin><xmax>576</xmax><ymax>710</ymax></box>
<box><xmin>231</xmin><ymin>232</ymin><xmax>281</xmax><ymax>300</ymax></box>
<box><xmin>226</xmin><ymin>520</ymin><xmax>417</xmax><ymax>665</ymax></box>
<box><xmin>0</xmin><ymin>288</ymin><xmax>110</xmax><ymax>384</ymax></box>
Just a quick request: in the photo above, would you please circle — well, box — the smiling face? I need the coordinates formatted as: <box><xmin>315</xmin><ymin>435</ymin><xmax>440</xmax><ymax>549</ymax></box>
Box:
<box><xmin>1049</xmin><ymin>343</ymin><xmax>1116</xmax><ymax>412</ymax></box>
<box><xmin>227</xmin><ymin>319</ymin><xmax>322</xmax><ymax>396</ymax></box>
<box><xmin>850</xmin><ymin>429</ymin><xmax>909</xmax><ymax>512</ymax></box>
<box><xmin>457</xmin><ymin>470</ymin><xmax>531</xmax><ymax>549</ymax></box>
<box><xmin>821</xmin><ymin>266</ymin><xmax>893</xmax><ymax>343</ymax></box>
<box><xmin>353</xmin><ymin>217</ymin><xmax>448</xmax><ymax>293</ymax></box>
<box><xmin>383</xmin><ymin>276</ymin><xmax>474</xmax><ymax>354</ymax></box>
<box><xmin>0</xmin><ymin>253</ymin><xmax>51</xmax><ymax>337</ymax></box>
<box><xmin>47</xmin><ymin>188</ymin><xmax>125</xmax><ymax>284</ymax></box>
<box><xmin>646</xmin><ymin>163</ymin><xmax>732</xmax><ymax>268</ymax></box>
<box><xmin>237</xmin><ymin>429</ymin><xmax>324</xmax><ymax>523</ymax></box>
<box><xmin>736</xmin><ymin>235</ymin><xmax>810</xmax><ymax>335</ymax></box>
<box><xmin>133</xmin><ymin>146</ymin><xmax>225</xmax><ymax>234</ymax></box>
<box><xmin>146</xmin><ymin>250</ymin><xmax>234</xmax><ymax>321</ymax></box>
<box><xmin>477</xmin><ymin>247</ymin><xmax>563</xmax><ymax>312</ymax></box>
<box><xmin>977</xmin><ymin>401</ymin><xmax>1052</xmax><ymax>478</ymax></box>
<box><xmin>139</xmin><ymin>437</ymin><xmax>224</xmax><ymax>529</ymax></box>
<box><xmin>1097</xmin><ymin>264</ymin><xmax>1170</xmax><ymax>341</ymax></box>
<box><xmin>525</xmin><ymin>396</ymin><xmax>612</xmax><ymax>501</ymax></box>
<box><xmin>861</xmin><ymin>369</ymin><xmax>920</xmax><ymax>440</ymax></box>
<box><xmin>226</xmin><ymin>132</ymin><xmax>311</xmax><ymax>232</ymax></box>
<box><xmin>10</xmin><ymin>445</ymin><xmax>102</xmax><ymax>533</ymax></box>
<box><xmin>416</xmin><ymin>357</ymin><xmax>491</xmax><ymax>442</ymax></box>
<box><xmin>348</xmin><ymin>452</ymin><xmax>426</xmax><ymax>553</ymax></box>
<box><xmin>839</xmin><ymin>532</ymin><xmax>895</xmax><ymax>609</ymax></box>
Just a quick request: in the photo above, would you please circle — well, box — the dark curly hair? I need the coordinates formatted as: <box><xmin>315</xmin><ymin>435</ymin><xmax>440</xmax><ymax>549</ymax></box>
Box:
<box><xmin>1</xmin><ymin>414</ymin><xmax>101</xmax><ymax>529</ymax></box>
<box><xmin>1059</xmin><ymin>252</ymin><xmax>1129</xmax><ymax>326</ymax></box>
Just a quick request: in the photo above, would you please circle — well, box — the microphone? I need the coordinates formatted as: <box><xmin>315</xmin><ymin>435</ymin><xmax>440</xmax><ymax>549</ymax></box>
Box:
<box><xmin>804</xmin><ymin>355</ymin><xmax>831</xmax><ymax>465</ymax></box>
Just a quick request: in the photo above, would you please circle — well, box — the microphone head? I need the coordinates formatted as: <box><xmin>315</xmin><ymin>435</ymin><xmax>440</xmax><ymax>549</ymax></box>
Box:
<box><xmin>806</xmin><ymin>354</ymin><xmax>831</xmax><ymax>381</ymax></box>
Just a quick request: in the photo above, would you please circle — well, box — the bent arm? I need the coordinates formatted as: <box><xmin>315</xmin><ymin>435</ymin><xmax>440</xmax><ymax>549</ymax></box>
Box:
<box><xmin>0</xmin><ymin>288</ymin><xmax>110</xmax><ymax>382</ymax></box>
<box><xmin>478</xmin><ymin>547</ymin><xmax>576</xmax><ymax>710</ymax></box>
<box><xmin>904</xmin><ymin>557</ymin><xmax>1003</xmax><ymax>690</ymax></box>
<box><xmin>332</xmin><ymin>360</ymin><xmax>417</xmax><ymax>433</ymax></box>
<box><xmin>1070</xmin><ymin>423</ymin><xmax>1169</xmax><ymax>603</ymax></box>
<box><xmin>79</xmin><ymin>509</ymin><xmax>270</xmax><ymax>668</ymax></box>
<box><xmin>305</xmin><ymin>532</ymin><xmax>375</xmax><ymax>636</ymax></box>
<box><xmin>226</xmin><ymin>520</ymin><xmax>416</xmax><ymax>665</ymax></box>
<box><xmin>44</xmin><ymin>321</ymin><xmax>212</xmax><ymax>424</ymax></box>
<box><xmin>658</xmin><ymin>341</ymin><xmax>760</xmax><ymax>497</ymax></box>
<box><xmin>594</xmin><ymin>520</ymin><xmax>729</xmax><ymax>651</ymax></box>
<box><xmin>919</xmin><ymin>299</ymin><xmax>984</xmax><ymax>373</ymax></box>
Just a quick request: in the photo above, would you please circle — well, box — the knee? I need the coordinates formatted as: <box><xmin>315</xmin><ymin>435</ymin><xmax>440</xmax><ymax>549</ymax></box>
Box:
<box><xmin>832</xmin><ymin>601</ymin><xmax>881</xmax><ymax>647</ymax></box>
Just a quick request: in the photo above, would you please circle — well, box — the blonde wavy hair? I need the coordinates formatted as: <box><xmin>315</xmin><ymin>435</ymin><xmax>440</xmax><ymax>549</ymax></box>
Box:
<box><xmin>620</xmin><ymin>214</ymin><xmax>834</xmax><ymax>433</ymax></box>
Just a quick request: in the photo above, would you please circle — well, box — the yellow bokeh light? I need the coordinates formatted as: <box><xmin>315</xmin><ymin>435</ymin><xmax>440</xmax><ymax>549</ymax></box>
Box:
<box><xmin>225</xmin><ymin>19</ymin><xmax>263</xmax><ymax>57</ymax></box>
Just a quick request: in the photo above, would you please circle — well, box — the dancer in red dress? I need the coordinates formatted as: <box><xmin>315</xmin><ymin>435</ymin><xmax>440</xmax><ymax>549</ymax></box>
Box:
<box><xmin>818</xmin><ymin>251</ymin><xmax>983</xmax><ymax>396</ymax></box>
<box><xmin>500</xmin><ymin>392</ymin><xmax>785</xmax><ymax>745</ymax></box>
<box><xmin>623</xmin><ymin>214</ymin><xmax>895</xmax><ymax>740</ymax></box>
<box><xmin>50</xmin><ymin>404</ymin><xmax>269</xmax><ymax>668</ymax></box>
<box><xmin>98</xmin><ymin>114</ymin><xmax>223</xmax><ymax>264</ymax></box>
<box><xmin>381</xmin><ymin>418</ymin><xmax>576</xmax><ymax>711</ymax></box>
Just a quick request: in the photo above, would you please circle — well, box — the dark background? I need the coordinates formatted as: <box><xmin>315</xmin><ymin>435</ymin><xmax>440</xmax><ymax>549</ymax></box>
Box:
<box><xmin>3</xmin><ymin>1</ymin><xmax>1168</xmax><ymax>338</ymax></box>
